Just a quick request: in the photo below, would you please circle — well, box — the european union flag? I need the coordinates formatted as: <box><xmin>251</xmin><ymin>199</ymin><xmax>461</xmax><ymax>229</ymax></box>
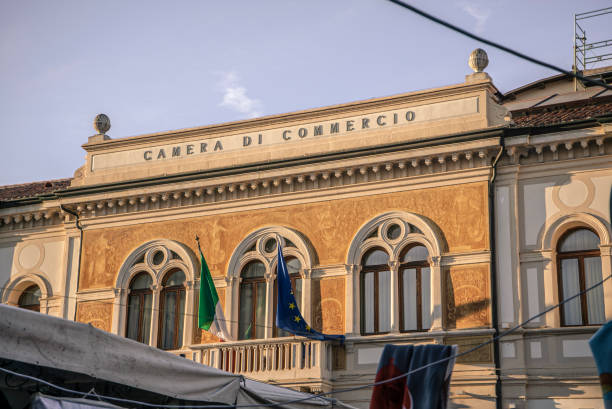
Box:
<box><xmin>275</xmin><ymin>239</ymin><xmax>345</xmax><ymax>342</ymax></box>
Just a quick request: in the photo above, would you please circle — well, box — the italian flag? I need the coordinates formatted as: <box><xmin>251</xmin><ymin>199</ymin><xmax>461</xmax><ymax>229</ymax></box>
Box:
<box><xmin>197</xmin><ymin>243</ymin><xmax>232</xmax><ymax>341</ymax></box>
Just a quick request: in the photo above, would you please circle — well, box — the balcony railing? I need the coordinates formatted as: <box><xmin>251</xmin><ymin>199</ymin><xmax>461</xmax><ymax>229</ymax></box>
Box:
<box><xmin>189</xmin><ymin>338</ymin><xmax>332</xmax><ymax>382</ymax></box>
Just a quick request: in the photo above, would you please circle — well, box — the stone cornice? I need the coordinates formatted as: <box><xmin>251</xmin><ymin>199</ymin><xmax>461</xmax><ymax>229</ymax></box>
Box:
<box><xmin>62</xmin><ymin>146</ymin><xmax>498</xmax><ymax>223</ymax></box>
<box><xmin>0</xmin><ymin>143</ymin><xmax>499</xmax><ymax>232</ymax></box>
<box><xmin>82</xmin><ymin>81</ymin><xmax>497</xmax><ymax>152</ymax></box>
<box><xmin>501</xmin><ymin>126</ymin><xmax>611</xmax><ymax>165</ymax></box>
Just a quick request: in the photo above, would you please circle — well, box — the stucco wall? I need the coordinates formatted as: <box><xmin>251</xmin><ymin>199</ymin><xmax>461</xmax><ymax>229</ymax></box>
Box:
<box><xmin>80</xmin><ymin>182</ymin><xmax>489</xmax><ymax>291</ymax></box>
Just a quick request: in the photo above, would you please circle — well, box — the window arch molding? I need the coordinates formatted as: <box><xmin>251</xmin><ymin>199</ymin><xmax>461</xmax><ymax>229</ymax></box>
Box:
<box><xmin>113</xmin><ymin>239</ymin><xmax>198</xmax><ymax>349</ymax></box>
<box><xmin>227</xmin><ymin>226</ymin><xmax>316</xmax><ymax>339</ymax></box>
<box><xmin>2</xmin><ymin>272</ymin><xmax>52</xmax><ymax>312</ymax></box>
<box><xmin>346</xmin><ymin>212</ymin><xmax>444</xmax><ymax>265</ymax></box>
<box><xmin>345</xmin><ymin>211</ymin><xmax>445</xmax><ymax>335</ymax></box>
<box><xmin>540</xmin><ymin>212</ymin><xmax>611</xmax><ymax>252</ymax></box>
<box><xmin>539</xmin><ymin>213</ymin><xmax>612</xmax><ymax>327</ymax></box>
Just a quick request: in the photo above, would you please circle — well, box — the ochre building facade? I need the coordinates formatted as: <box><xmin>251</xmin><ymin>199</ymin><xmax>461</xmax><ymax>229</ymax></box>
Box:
<box><xmin>2</xmin><ymin>56</ymin><xmax>612</xmax><ymax>409</ymax></box>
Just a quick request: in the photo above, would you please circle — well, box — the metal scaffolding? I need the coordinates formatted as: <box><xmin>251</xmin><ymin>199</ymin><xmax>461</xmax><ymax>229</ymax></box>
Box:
<box><xmin>573</xmin><ymin>7</ymin><xmax>612</xmax><ymax>90</ymax></box>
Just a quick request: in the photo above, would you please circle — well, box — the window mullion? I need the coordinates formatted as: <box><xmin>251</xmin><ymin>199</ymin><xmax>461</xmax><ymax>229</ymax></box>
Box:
<box><xmin>138</xmin><ymin>292</ymin><xmax>145</xmax><ymax>342</ymax></box>
<box><xmin>398</xmin><ymin>269</ymin><xmax>404</xmax><ymax>332</ymax></box>
<box><xmin>416</xmin><ymin>267</ymin><xmax>422</xmax><ymax>331</ymax></box>
<box><xmin>578</xmin><ymin>256</ymin><xmax>588</xmax><ymax>325</ymax></box>
<box><xmin>374</xmin><ymin>271</ymin><xmax>379</xmax><ymax>334</ymax></box>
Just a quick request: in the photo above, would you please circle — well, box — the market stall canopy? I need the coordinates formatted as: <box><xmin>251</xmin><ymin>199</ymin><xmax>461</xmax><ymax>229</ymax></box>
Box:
<box><xmin>0</xmin><ymin>304</ymin><xmax>356</xmax><ymax>408</ymax></box>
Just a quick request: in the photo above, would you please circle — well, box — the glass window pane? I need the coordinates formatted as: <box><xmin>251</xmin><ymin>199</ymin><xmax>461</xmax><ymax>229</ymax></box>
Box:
<box><xmin>286</xmin><ymin>257</ymin><xmax>301</xmax><ymax>275</ymax></box>
<box><xmin>255</xmin><ymin>282</ymin><xmax>266</xmax><ymax>339</ymax></box>
<box><xmin>152</xmin><ymin>250</ymin><xmax>164</xmax><ymax>266</ymax></box>
<box><xmin>142</xmin><ymin>293</ymin><xmax>152</xmax><ymax>344</ymax></box>
<box><xmin>559</xmin><ymin>229</ymin><xmax>600</xmax><ymax>252</ymax></box>
<box><xmin>242</xmin><ymin>261</ymin><xmax>266</xmax><ymax>279</ymax></box>
<box><xmin>239</xmin><ymin>284</ymin><xmax>254</xmax><ymax>340</ymax></box>
<box><xmin>402</xmin><ymin>268</ymin><xmax>417</xmax><ymax>331</ymax></box>
<box><xmin>378</xmin><ymin>271</ymin><xmax>391</xmax><ymax>332</ymax></box>
<box><xmin>264</xmin><ymin>238</ymin><xmax>277</xmax><ymax>253</ymax></box>
<box><xmin>421</xmin><ymin>267</ymin><xmax>431</xmax><ymax>330</ymax></box>
<box><xmin>561</xmin><ymin>259</ymin><xmax>582</xmax><ymax>326</ymax></box>
<box><xmin>130</xmin><ymin>273</ymin><xmax>152</xmax><ymax>290</ymax></box>
<box><xmin>126</xmin><ymin>294</ymin><xmax>141</xmax><ymax>341</ymax></box>
<box><xmin>584</xmin><ymin>257</ymin><xmax>605</xmax><ymax>324</ymax></box>
<box><xmin>164</xmin><ymin>270</ymin><xmax>185</xmax><ymax>287</ymax></box>
<box><xmin>363</xmin><ymin>272</ymin><xmax>375</xmax><ymax>333</ymax></box>
<box><xmin>177</xmin><ymin>290</ymin><xmax>185</xmax><ymax>348</ymax></box>
<box><xmin>161</xmin><ymin>291</ymin><xmax>177</xmax><ymax>349</ymax></box>
<box><xmin>363</xmin><ymin>249</ymin><xmax>389</xmax><ymax>267</ymax></box>
<box><xmin>18</xmin><ymin>285</ymin><xmax>41</xmax><ymax>307</ymax></box>
<box><xmin>386</xmin><ymin>224</ymin><xmax>401</xmax><ymax>240</ymax></box>
<box><xmin>401</xmin><ymin>245</ymin><xmax>429</xmax><ymax>263</ymax></box>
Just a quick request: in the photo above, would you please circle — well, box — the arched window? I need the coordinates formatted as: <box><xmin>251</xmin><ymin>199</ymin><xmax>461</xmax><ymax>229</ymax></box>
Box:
<box><xmin>126</xmin><ymin>273</ymin><xmax>153</xmax><ymax>344</ymax></box>
<box><xmin>229</xmin><ymin>229</ymin><xmax>314</xmax><ymax>340</ymax></box>
<box><xmin>361</xmin><ymin>248</ymin><xmax>391</xmax><ymax>335</ymax></box>
<box><xmin>399</xmin><ymin>244</ymin><xmax>431</xmax><ymax>332</ymax></box>
<box><xmin>275</xmin><ymin>256</ymin><xmax>303</xmax><ymax>337</ymax></box>
<box><xmin>18</xmin><ymin>285</ymin><xmax>41</xmax><ymax>312</ymax></box>
<box><xmin>159</xmin><ymin>270</ymin><xmax>186</xmax><ymax>350</ymax></box>
<box><xmin>238</xmin><ymin>260</ymin><xmax>267</xmax><ymax>340</ymax></box>
<box><xmin>117</xmin><ymin>241</ymin><xmax>196</xmax><ymax>349</ymax></box>
<box><xmin>349</xmin><ymin>213</ymin><xmax>442</xmax><ymax>335</ymax></box>
<box><xmin>557</xmin><ymin>228</ymin><xmax>605</xmax><ymax>326</ymax></box>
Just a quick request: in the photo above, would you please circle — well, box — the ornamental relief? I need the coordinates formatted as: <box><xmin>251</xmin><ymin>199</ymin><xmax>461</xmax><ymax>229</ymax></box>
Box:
<box><xmin>445</xmin><ymin>264</ymin><xmax>490</xmax><ymax>329</ymax></box>
<box><xmin>80</xmin><ymin>183</ymin><xmax>487</xmax><ymax>291</ymax></box>
<box><xmin>76</xmin><ymin>300</ymin><xmax>113</xmax><ymax>332</ymax></box>
<box><xmin>311</xmin><ymin>277</ymin><xmax>345</xmax><ymax>334</ymax></box>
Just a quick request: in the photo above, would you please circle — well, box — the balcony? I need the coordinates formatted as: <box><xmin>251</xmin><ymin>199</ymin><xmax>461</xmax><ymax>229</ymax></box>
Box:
<box><xmin>189</xmin><ymin>338</ymin><xmax>332</xmax><ymax>385</ymax></box>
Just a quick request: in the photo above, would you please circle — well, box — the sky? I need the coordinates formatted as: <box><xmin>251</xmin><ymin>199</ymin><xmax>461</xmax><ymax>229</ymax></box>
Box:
<box><xmin>1</xmin><ymin>0</ymin><xmax>611</xmax><ymax>186</ymax></box>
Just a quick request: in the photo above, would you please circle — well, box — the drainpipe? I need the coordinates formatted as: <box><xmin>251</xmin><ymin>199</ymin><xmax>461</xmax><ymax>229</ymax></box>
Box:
<box><xmin>60</xmin><ymin>205</ymin><xmax>83</xmax><ymax>321</ymax></box>
<box><xmin>489</xmin><ymin>141</ymin><xmax>504</xmax><ymax>409</ymax></box>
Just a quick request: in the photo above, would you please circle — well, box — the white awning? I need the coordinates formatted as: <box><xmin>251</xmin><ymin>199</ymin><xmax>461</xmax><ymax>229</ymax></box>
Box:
<box><xmin>0</xmin><ymin>304</ymin><xmax>356</xmax><ymax>408</ymax></box>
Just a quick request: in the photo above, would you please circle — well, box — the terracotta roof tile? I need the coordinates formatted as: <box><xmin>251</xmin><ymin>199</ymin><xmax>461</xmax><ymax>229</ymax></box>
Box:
<box><xmin>510</xmin><ymin>98</ymin><xmax>612</xmax><ymax>127</ymax></box>
<box><xmin>0</xmin><ymin>178</ymin><xmax>72</xmax><ymax>202</ymax></box>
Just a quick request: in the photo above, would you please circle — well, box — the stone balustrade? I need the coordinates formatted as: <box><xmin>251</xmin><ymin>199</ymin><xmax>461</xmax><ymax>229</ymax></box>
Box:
<box><xmin>189</xmin><ymin>338</ymin><xmax>332</xmax><ymax>382</ymax></box>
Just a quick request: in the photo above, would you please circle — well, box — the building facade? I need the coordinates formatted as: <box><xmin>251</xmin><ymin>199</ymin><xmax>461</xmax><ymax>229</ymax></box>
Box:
<box><xmin>1</xmin><ymin>53</ymin><xmax>611</xmax><ymax>409</ymax></box>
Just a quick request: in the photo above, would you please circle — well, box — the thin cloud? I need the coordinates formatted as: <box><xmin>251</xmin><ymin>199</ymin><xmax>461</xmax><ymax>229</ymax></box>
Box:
<box><xmin>460</xmin><ymin>2</ymin><xmax>490</xmax><ymax>34</ymax></box>
<box><xmin>217</xmin><ymin>71</ymin><xmax>262</xmax><ymax>119</ymax></box>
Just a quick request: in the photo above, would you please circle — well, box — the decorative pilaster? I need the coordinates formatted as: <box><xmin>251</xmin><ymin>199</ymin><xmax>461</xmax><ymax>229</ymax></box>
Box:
<box><xmin>302</xmin><ymin>268</ymin><xmax>313</xmax><ymax>323</ymax></box>
<box><xmin>264</xmin><ymin>272</ymin><xmax>275</xmax><ymax>339</ymax></box>
<box><xmin>540</xmin><ymin>251</ymin><xmax>558</xmax><ymax>327</ymax></box>
<box><xmin>389</xmin><ymin>261</ymin><xmax>400</xmax><ymax>333</ymax></box>
<box><xmin>184</xmin><ymin>280</ymin><xmax>196</xmax><ymax>347</ymax></box>
<box><xmin>345</xmin><ymin>264</ymin><xmax>360</xmax><ymax>336</ymax></box>
<box><xmin>429</xmin><ymin>255</ymin><xmax>443</xmax><ymax>330</ymax></box>
<box><xmin>225</xmin><ymin>276</ymin><xmax>240</xmax><ymax>339</ymax></box>
<box><xmin>600</xmin><ymin>245</ymin><xmax>612</xmax><ymax>320</ymax></box>
<box><xmin>149</xmin><ymin>284</ymin><xmax>161</xmax><ymax>347</ymax></box>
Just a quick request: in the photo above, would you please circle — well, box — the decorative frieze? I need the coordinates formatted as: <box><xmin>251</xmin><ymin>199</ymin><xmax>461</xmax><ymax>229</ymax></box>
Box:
<box><xmin>1</xmin><ymin>148</ymin><xmax>496</xmax><ymax>231</ymax></box>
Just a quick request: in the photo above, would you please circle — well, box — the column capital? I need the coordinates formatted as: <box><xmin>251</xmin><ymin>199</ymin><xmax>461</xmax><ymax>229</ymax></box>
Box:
<box><xmin>301</xmin><ymin>269</ymin><xmax>313</xmax><ymax>279</ymax></box>
<box><xmin>347</xmin><ymin>264</ymin><xmax>361</xmax><ymax>275</ymax></box>
<box><xmin>428</xmin><ymin>256</ymin><xmax>441</xmax><ymax>267</ymax></box>
<box><xmin>225</xmin><ymin>276</ymin><xmax>240</xmax><ymax>285</ymax></box>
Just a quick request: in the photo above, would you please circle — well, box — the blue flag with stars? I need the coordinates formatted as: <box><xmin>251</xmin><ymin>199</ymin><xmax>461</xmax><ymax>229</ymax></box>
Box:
<box><xmin>275</xmin><ymin>240</ymin><xmax>345</xmax><ymax>343</ymax></box>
